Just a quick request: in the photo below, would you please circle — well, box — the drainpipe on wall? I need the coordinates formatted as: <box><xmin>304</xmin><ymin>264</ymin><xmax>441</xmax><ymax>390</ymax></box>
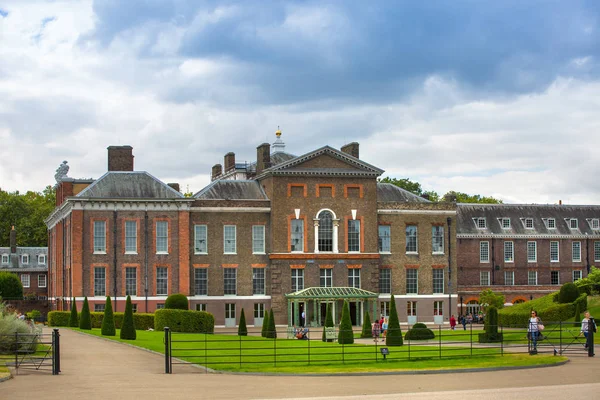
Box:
<box><xmin>491</xmin><ymin>235</ymin><xmax>495</xmax><ymax>285</ymax></box>
<box><xmin>113</xmin><ymin>209</ymin><xmax>118</xmax><ymax>311</ymax></box>
<box><xmin>447</xmin><ymin>217</ymin><xmax>452</xmax><ymax>320</ymax></box>
<box><xmin>144</xmin><ymin>208</ymin><xmax>149</xmax><ymax>313</ymax></box>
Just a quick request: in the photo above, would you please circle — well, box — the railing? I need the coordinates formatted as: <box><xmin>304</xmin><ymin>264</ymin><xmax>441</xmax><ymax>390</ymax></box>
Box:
<box><xmin>163</xmin><ymin>321</ymin><xmax>593</xmax><ymax>374</ymax></box>
<box><xmin>1</xmin><ymin>329</ymin><xmax>60</xmax><ymax>375</ymax></box>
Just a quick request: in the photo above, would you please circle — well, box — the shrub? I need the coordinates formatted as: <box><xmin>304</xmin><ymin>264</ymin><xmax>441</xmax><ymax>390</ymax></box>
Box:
<box><xmin>558</xmin><ymin>282</ymin><xmax>580</xmax><ymax>304</ymax></box>
<box><xmin>26</xmin><ymin>309</ymin><xmax>41</xmax><ymax>321</ymax></box>
<box><xmin>120</xmin><ymin>296</ymin><xmax>136</xmax><ymax>340</ymax></box>
<box><xmin>405</xmin><ymin>322</ymin><xmax>435</xmax><ymax>340</ymax></box>
<box><xmin>0</xmin><ymin>302</ymin><xmax>37</xmax><ymax>354</ymax></box>
<box><xmin>261</xmin><ymin>310</ymin><xmax>269</xmax><ymax>338</ymax></box>
<box><xmin>386</xmin><ymin>294</ymin><xmax>403</xmax><ymax>346</ymax></box>
<box><xmin>101</xmin><ymin>296</ymin><xmax>116</xmax><ymax>336</ymax></box>
<box><xmin>48</xmin><ymin>311</ymin><xmax>70</xmax><ymax>327</ymax></box>
<box><xmin>266</xmin><ymin>309</ymin><xmax>277</xmax><ymax>339</ymax></box>
<box><xmin>154</xmin><ymin>309</ymin><xmax>215</xmax><ymax>334</ymax></box>
<box><xmin>574</xmin><ymin>302</ymin><xmax>581</xmax><ymax>328</ymax></box>
<box><xmin>338</xmin><ymin>301</ymin><xmax>354</xmax><ymax>344</ymax></box>
<box><xmin>165</xmin><ymin>294</ymin><xmax>189</xmax><ymax>310</ymax></box>
<box><xmin>79</xmin><ymin>297</ymin><xmax>91</xmax><ymax>330</ymax></box>
<box><xmin>361</xmin><ymin>311</ymin><xmax>372</xmax><ymax>338</ymax></box>
<box><xmin>0</xmin><ymin>271</ymin><xmax>23</xmax><ymax>299</ymax></box>
<box><xmin>68</xmin><ymin>298</ymin><xmax>78</xmax><ymax>327</ymax></box>
<box><xmin>322</xmin><ymin>303</ymin><xmax>333</xmax><ymax>342</ymax></box>
<box><xmin>238</xmin><ymin>308</ymin><xmax>247</xmax><ymax>336</ymax></box>
<box><xmin>479</xmin><ymin>306</ymin><xmax>503</xmax><ymax>343</ymax></box>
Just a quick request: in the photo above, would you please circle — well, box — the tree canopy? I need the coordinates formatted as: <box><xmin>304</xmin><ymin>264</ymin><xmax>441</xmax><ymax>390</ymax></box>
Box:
<box><xmin>378</xmin><ymin>177</ymin><xmax>501</xmax><ymax>204</ymax></box>
<box><xmin>479</xmin><ymin>288</ymin><xmax>506</xmax><ymax>310</ymax></box>
<box><xmin>0</xmin><ymin>186</ymin><xmax>55</xmax><ymax>247</ymax></box>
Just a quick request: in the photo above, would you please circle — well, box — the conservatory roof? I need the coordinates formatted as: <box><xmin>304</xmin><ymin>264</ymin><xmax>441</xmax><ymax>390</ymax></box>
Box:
<box><xmin>285</xmin><ymin>287</ymin><xmax>378</xmax><ymax>300</ymax></box>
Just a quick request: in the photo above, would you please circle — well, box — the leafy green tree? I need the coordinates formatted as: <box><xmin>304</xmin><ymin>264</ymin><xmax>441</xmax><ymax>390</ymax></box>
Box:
<box><xmin>0</xmin><ymin>271</ymin><xmax>23</xmax><ymax>299</ymax></box>
<box><xmin>386</xmin><ymin>295</ymin><xmax>403</xmax><ymax>346</ymax></box>
<box><xmin>423</xmin><ymin>190</ymin><xmax>440</xmax><ymax>202</ymax></box>
<box><xmin>238</xmin><ymin>308</ymin><xmax>248</xmax><ymax>336</ymax></box>
<box><xmin>479</xmin><ymin>289</ymin><xmax>506</xmax><ymax>310</ymax></box>
<box><xmin>378</xmin><ymin>177</ymin><xmax>424</xmax><ymax>196</ymax></box>
<box><xmin>101</xmin><ymin>296</ymin><xmax>116</xmax><ymax>336</ymax></box>
<box><xmin>266</xmin><ymin>309</ymin><xmax>277</xmax><ymax>339</ymax></box>
<box><xmin>442</xmin><ymin>190</ymin><xmax>502</xmax><ymax>204</ymax></box>
<box><xmin>261</xmin><ymin>310</ymin><xmax>270</xmax><ymax>338</ymax></box>
<box><xmin>338</xmin><ymin>301</ymin><xmax>354</xmax><ymax>344</ymax></box>
<box><xmin>322</xmin><ymin>303</ymin><xmax>334</xmax><ymax>342</ymax></box>
<box><xmin>361</xmin><ymin>311</ymin><xmax>372</xmax><ymax>338</ymax></box>
<box><xmin>120</xmin><ymin>295</ymin><xmax>136</xmax><ymax>340</ymax></box>
<box><xmin>79</xmin><ymin>297</ymin><xmax>91</xmax><ymax>330</ymax></box>
<box><xmin>68</xmin><ymin>298</ymin><xmax>78</xmax><ymax>327</ymax></box>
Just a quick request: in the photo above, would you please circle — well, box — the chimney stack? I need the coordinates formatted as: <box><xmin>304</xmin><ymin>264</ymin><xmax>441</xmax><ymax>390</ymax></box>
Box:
<box><xmin>256</xmin><ymin>143</ymin><xmax>271</xmax><ymax>176</ymax></box>
<box><xmin>559</xmin><ymin>200</ymin><xmax>562</xmax><ymax>205</ymax></box>
<box><xmin>211</xmin><ymin>164</ymin><xmax>223</xmax><ymax>180</ymax></box>
<box><xmin>224</xmin><ymin>152</ymin><xmax>236</xmax><ymax>172</ymax></box>
<box><xmin>10</xmin><ymin>226</ymin><xmax>16</xmax><ymax>254</ymax></box>
<box><xmin>167</xmin><ymin>183</ymin><xmax>180</xmax><ymax>192</ymax></box>
<box><xmin>107</xmin><ymin>145</ymin><xmax>134</xmax><ymax>171</ymax></box>
<box><xmin>341</xmin><ymin>142</ymin><xmax>359</xmax><ymax>159</ymax></box>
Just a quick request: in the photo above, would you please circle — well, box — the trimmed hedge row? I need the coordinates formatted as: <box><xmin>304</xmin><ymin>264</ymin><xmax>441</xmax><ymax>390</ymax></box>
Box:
<box><xmin>48</xmin><ymin>311</ymin><xmax>155</xmax><ymax>330</ymax></box>
<box><xmin>498</xmin><ymin>292</ymin><xmax>588</xmax><ymax>326</ymax></box>
<box><xmin>404</xmin><ymin>323</ymin><xmax>434</xmax><ymax>340</ymax></box>
<box><xmin>154</xmin><ymin>309</ymin><xmax>214</xmax><ymax>333</ymax></box>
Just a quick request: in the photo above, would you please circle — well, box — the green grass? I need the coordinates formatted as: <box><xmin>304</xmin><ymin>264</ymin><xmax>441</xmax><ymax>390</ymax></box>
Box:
<box><xmin>72</xmin><ymin>328</ymin><xmax>567</xmax><ymax>373</ymax></box>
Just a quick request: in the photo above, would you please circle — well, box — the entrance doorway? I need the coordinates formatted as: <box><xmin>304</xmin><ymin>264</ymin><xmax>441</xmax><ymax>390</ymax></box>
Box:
<box><xmin>349</xmin><ymin>301</ymin><xmax>362</xmax><ymax>326</ymax></box>
<box><xmin>291</xmin><ymin>302</ymin><xmax>306</xmax><ymax>327</ymax></box>
<box><xmin>320</xmin><ymin>301</ymin><xmax>334</xmax><ymax>325</ymax></box>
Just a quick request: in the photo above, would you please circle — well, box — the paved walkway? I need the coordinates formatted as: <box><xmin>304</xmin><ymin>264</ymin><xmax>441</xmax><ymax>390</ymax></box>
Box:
<box><xmin>1</xmin><ymin>328</ymin><xmax>599</xmax><ymax>400</ymax></box>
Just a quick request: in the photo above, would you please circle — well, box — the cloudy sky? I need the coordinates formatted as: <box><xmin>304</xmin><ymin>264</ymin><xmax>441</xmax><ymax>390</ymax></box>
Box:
<box><xmin>1</xmin><ymin>1</ymin><xmax>599</xmax><ymax>204</ymax></box>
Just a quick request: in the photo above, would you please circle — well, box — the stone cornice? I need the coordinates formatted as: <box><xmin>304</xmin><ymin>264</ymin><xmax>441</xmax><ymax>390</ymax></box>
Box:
<box><xmin>457</xmin><ymin>233</ymin><xmax>600</xmax><ymax>240</ymax></box>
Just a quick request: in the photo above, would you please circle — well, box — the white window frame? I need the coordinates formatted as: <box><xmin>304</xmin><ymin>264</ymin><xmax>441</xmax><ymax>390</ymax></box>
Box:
<box><xmin>480</xmin><ymin>241</ymin><xmax>489</xmax><ymax>263</ymax></box>
<box><xmin>547</xmin><ymin>218</ymin><xmax>556</xmax><ymax>229</ymax></box>
<box><xmin>291</xmin><ymin>268</ymin><xmax>304</xmax><ymax>292</ymax></box>
<box><xmin>38</xmin><ymin>254</ymin><xmax>46</xmax><ymax>264</ymax></box>
<box><xmin>504</xmin><ymin>270</ymin><xmax>514</xmax><ymax>286</ymax></box>
<box><xmin>528</xmin><ymin>270</ymin><xmax>538</xmax><ymax>286</ymax></box>
<box><xmin>125</xmin><ymin>267</ymin><xmax>137</xmax><ymax>296</ymax></box>
<box><xmin>433</xmin><ymin>301</ymin><xmax>443</xmax><ymax>316</ymax></box>
<box><xmin>504</xmin><ymin>241</ymin><xmax>514</xmax><ymax>263</ymax></box>
<box><xmin>406</xmin><ymin>269</ymin><xmax>418</xmax><ymax>294</ymax></box>
<box><xmin>196</xmin><ymin>303</ymin><xmax>207</xmax><ymax>312</ymax></box>
<box><xmin>1</xmin><ymin>254</ymin><xmax>8</xmax><ymax>264</ymax></box>
<box><xmin>595</xmin><ymin>241</ymin><xmax>600</xmax><ymax>262</ymax></box>
<box><xmin>591</xmin><ymin>218</ymin><xmax>600</xmax><ymax>230</ymax></box>
<box><xmin>573</xmin><ymin>270</ymin><xmax>582</xmax><ymax>282</ymax></box>
<box><xmin>475</xmin><ymin>218</ymin><xmax>486</xmax><ymax>229</ymax></box>
<box><xmin>320</xmin><ymin>268</ymin><xmax>333</xmax><ymax>288</ymax></box>
<box><xmin>551</xmin><ymin>270</ymin><xmax>560</xmax><ymax>286</ymax></box>
<box><xmin>94</xmin><ymin>267</ymin><xmax>106</xmax><ymax>297</ymax></box>
<box><xmin>156</xmin><ymin>267</ymin><xmax>168</xmax><ymax>296</ymax></box>
<box><xmin>348</xmin><ymin>268</ymin><xmax>361</xmax><ymax>288</ymax></box>
<box><xmin>194</xmin><ymin>225</ymin><xmax>208</xmax><ymax>254</ymax></box>
<box><xmin>21</xmin><ymin>254</ymin><xmax>29</xmax><ymax>264</ymax></box>
<box><xmin>155</xmin><ymin>221</ymin><xmax>168</xmax><ymax>254</ymax></box>
<box><xmin>291</xmin><ymin>219</ymin><xmax>304</xmax><ymax>253</ymax></box>
<box><xmin>432</xmin><ymin>226</ymin><xmax>444</xmax><ymax>254</ymax></box>
<box><xmin>223</xmin><ymin>225</ymin><xmax>237</xmax><ymax>254</ymax></box>
<box><xmin>194</xmin><ymin>268</ymin><xmax>208</xmax><ymax>296</ymax></box>
<box><xmin>480</xmin><ymin>271</ymin><xmax>490</xmax><ymax>286</ymax></box>
<box><xmin>224</xmin><ymin>268</ymin><xmax>237</xmax><ymax>295</ymax></box>
<box><xmin>38</xmin><ymin>274</ymin><xmax>47</xmax><ymax>288</ymax></box>
<box><xmin>379</xmin><ymin>268</ymin><xmax>391</xmax><ymax>294</ymax></box>
<box><xmin>406</xmin><ymin>301</ymin><xmax>417</xmax><ymax>316</ymax></box>
<box><xmin>432</xmin><ymin>269</ymin><xmax>444</xmax><ymax>294</ymax></box>
<box><xmin>93</xmin><ymin>220</ymin><xmax>106</xmax><ymax>254</ymax></box>
<box><xmin>316</xmin><ymin>209</ymin><xmax>337</xmax><ymax>253</ymax></box>
<box><xmin>252</xmin><ymin>268</ymin><xmax>265</xmax><ymax>295</ymax></box>
<box><xmin>378</xmin><ymin>225</ymin><xmax>391</xmax><ymax>253</ymax></box>
<box><xmin>569</xmin><ymin>218</ymin><xmax>578</xmax><ymax>229</ymax></box>
<box><xmin>550</xmin><ymin>241</ymin><xmax>560</xmax><ymax>262</ymax></box>
<box><xmin>527</xmin><ymin>241</ymin><xmax>537</xmax><ymax>262</ymax></box>
<box><xmin>252</xmin><ymin>225</ymin><xmax>266</xmax><ymax>254</ymax></box>
<box><xmin>405</xmin><ymin>225</ymin><xmax>418</xmax><ymax>254</ymax></box>
<box><xmin>524</xmin><ymin>218</ymin><xmax>534</xmax><ymax>229</ymax></box>
<box><xmin>572</xmin><ymin>241</ymin><xmax>581</xmax><ymax>262</ymax></box>
<box><xmin>347</xmin><ymin>219</ymin><xmax>361</xmax><ymax>253</ymax></box>
<box><xmin>501</xmin><ymin>218</ymin><xmax>511</xmax><ymax>229</ymax></box>
<box><xmin>21</xmin><ymin>274</ymin><xmax>30</xmax><ymax>288</ymax></box>
<box><xmin>125</xmin><ymin>220</ymin><xmax>137</xmax><ymax>254</ymax></box>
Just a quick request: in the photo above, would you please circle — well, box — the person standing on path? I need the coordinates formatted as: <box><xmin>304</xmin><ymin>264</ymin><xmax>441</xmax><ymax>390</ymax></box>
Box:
<box><xmin>450</xmin><ymin>315</ymin><xmax>456</xmax><ymax>331</ymax></box>
<box><xmin>528</xmin><ymin>310</ymin><xmax>541</xmax><ymax>353</ymax></box>
<box><xmin>580</xmin><ymin>311</ymin><xmax>596</xmax><ymax>349</ymax></box>
<box><xmin>372</xmin><ymin>319</ymin><xmax>381</xmax><ymax>342</ymax></box>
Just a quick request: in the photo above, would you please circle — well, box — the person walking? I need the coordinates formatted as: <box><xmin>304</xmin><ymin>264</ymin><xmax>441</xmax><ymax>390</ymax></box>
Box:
<box><xmin>581</xmin><ymin>311</ymin><xmax>596</xmax><ymax>350</ymax></box>
<box><xmin>372</xmin><ymin>319</ymin><xmax>381</xmax><ymax>342</ymax></box>
<box><xmin>450</xmin><ymin>314</ymin><xmax>456</xmax><ymax>331</ymax></box>
<box><xmin>461</xmin><ymin>315</ymin><xmax>467</xmax><ymax>330</ymax></box>
<box><xmin>528</xmin><ymin>310</ymin><xmax>542</xmax><ymax>353</ymax></box>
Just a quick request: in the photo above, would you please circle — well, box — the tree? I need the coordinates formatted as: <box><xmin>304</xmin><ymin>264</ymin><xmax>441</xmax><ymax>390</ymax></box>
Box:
<box><xmin>238</xmin><ymin>308</ymin><xmax>248</xmax><ymax>336</ymax></box>
<box><xmin>322</xmin><ymin>303</ymin><xmax>334</xmax><ymax>342</ymax></box>
<box><xmin>386</xmin><ymin>295</ymin><xmax>403</xmax><ymax>346</ymax></box>
<box><xmin>574</xmin><ymin>302</ymin><xmax>582</xmax><ymax>328</ymax></box>
<box><xmin>101</xmin><ymin>296</ymin><xmax>116</xmax><ymax>336</ymax></box>
<box><xmin>120</xmin><ymin>295</ymin><xmax>136</xmax><ymax>340</ymax></box>
<box><xmin>266</xmin><ymin>309</ymin><xmax>277</xmax><ymax>339</ymax></box>
<box><xmin>165</xmin><ymin>293</ymin><xmax>189</xmax><ymax>310</ymax></box>
<box><xmin>261</xmin><ymin>310</ymin><xmax>270</xmax><ymax>338</ymax></box>
<box><xmin>479</xmin><ymin>289</ymin><xmax>506</xmax><ymax>310</ymax></box>
<box><xmin>361</xmin><ymin>311</ymin><xmax>372</xmax><ymax>338</ymax></box>
<box><xmin>338</xmin><ymin>301</ymin><xmax>354</xmax><ymax>344</ymax></box>
<box><xmin>0</xmin><ymin>271</ymin><xmax>23</xmax><ymax>299</ymax></box>
<box><xmin>378</xmin><ymin>177</ymin><xmax>424</xmax><ymax>196</ymax></box>
<box><xmin>79</xmin><ymin>297</ymin><xmax>91</xmax><ymax>330</ymax></box>
<box><xmin>442</xmin><ymin>190</ymin><xmax>502</xmax><ymax>204</ymax></box>
<box><xmin>68</xmin><ymin>298</ymin><xmax>78</xmax><ymax>327</ymax></box>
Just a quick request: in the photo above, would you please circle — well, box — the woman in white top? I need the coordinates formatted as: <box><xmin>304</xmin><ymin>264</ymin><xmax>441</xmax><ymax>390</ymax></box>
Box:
<box><xmin>581</xmin><ymin>311</ymin><xmax>596</xmax><ymax>349</ymax></box>
<box><xmin>528</xmin><ymin>310</ymin><xmax>541</xmax><ymax>351</ymax></box>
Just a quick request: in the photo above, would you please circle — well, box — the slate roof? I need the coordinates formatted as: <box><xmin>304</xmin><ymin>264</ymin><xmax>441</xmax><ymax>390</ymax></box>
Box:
<box><xmin>457</xmin><ymin>203</ymin><xmax>600</xmax><ymax>237</ymax></box>
<box><xmin>246</xmin><ymin>151</ymin><xmax>298</xmax><ymax>174</ymax></box>
<box><xmin>76</xmin><ymin>171</ymin><xmax>184</xmax><ymax>199</ymax></box>
<box><xmin>0</xmin><ymin>247</ymin><xmax>48</xmax><ymax>271</ymax></box>
<box><xmin>377</xmin><ymin>183</ymin><xmax>431</xmax><ymax>203</ymax></box>
<box><xmin>194</xmin><ymin>180</ymin><xmax>268</xmax><ymax>200</ymax></box>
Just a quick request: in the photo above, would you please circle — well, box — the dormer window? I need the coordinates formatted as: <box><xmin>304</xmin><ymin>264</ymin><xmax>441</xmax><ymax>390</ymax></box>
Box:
<box><xmin>500</xmin><ymin>218</ymin><xmax>511</xmax><ymax>229</ymax></box>
<box><xmin>38</xmin><ymin>254</ymin><xmax>46</xmax><ymax>264</ymax></box>
<box><xmin>1</xmin><ymin>254</ymin><xmax>8</xmax><ymax>264</ymax></box>
<box><xmin>475</xmin><ymin>218</ymin><xmax>486</xmax><ymax>229</ymax></box>
<box><xmin>591</xmin><ymin>218</ymin><xmax>600</xmax><ymax>230</ymax></box>
<box><xmin>547</xmin><ymin>218</ymin><xmax>556</xmax><ymax>229</ymax></box>
<box><xmin>21</xmin><ymin>254</ymin><xmax>29</xmax><ymax>264</ymax></box>
<box><xmin>569</xmin><ymin>218</ymin><xmax>578</xmax><ymax>229</ymax></box>
<box><xmin>525</xmin><ymin>218</ymin><xmax>534</xmax><ymax>229</ymax></box>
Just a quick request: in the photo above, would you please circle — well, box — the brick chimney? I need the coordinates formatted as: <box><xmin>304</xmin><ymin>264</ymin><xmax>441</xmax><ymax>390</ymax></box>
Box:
<box><xmin>224</xmin><ymin>152</ymin><xmax>235</xmax><ymax>172</ymax></box>
<box><xmin>256</xmin><ymin>143</ymin><xmax>271</xmax><ymax>176</ymax></box>
<box><xmin>107</xmin><ymin>145</ymin><xmax>134</xmax><ymax>171</ymax></box>
<box><xmin>211</xmin><ymin>164</ymin><xmax>222</xmax><ymax>180</ymax></box>
<box><xmin>10</xmin><ymin>226</ymin><xmax>16</xmax><ymax>254</ymax></box>
<box><xmin>167</xmin><ymin>183</ymin><xmax>180</xmax><ymax>192</ymax></box>
<box><xmin>341</xmin><ymin>142</ymin><xmax>359</xmax><ymax>159</ymax></box>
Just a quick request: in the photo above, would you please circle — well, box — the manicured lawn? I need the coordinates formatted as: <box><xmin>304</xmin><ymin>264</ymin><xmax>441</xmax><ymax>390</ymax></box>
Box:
<box><xmin>72</xmin><ymin>328</ymin><xmax>567</xmax><ymax>373</ymax></box>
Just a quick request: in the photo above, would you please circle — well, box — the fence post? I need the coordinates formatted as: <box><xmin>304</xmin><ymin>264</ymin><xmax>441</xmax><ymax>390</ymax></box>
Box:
<box><xmin>470</xmin><ymin>320</ymin><xmax>473</xmax><ymax>356</ymax></box>
<box><xmin>439</xmin><ymin>325</ymin><xmax>442</xmax><ymax>359</ymax></box>
<box><xmin>500</xmin><ymin>324</ymin><xmax>503</xmax><ymax>356</ymax></box>
<box><xmin>274</xmin><ymin>331</ymin><xmax>277</xmax><ymax>367</ymax></box>
<box><xmin>589</xmin><ymin>317</ymin><xmax>595</xmax><ymax>357</ymax></box>
<box><xmin>53</xmin><ymin>329</ymin><xmax>60</xmax><ymax>375</ymax></box>
<box><xmin>559</xmin><ymin>321</ymin><xmax>563</xmax><ymax>355</ymax></box>
<box><xmin>164</xmin><ymin>327</ymin><xmax>171</xmax><ymax>374</ymax></box>
<box><xmin>308</xmin><ymin>329</ymin><xmax>311</xmax><ymax>365</ymax></box>
<box><xmin>239</xmin><ymin>334</ymin><xmax>242</xmax><ymax>368</ymax></box>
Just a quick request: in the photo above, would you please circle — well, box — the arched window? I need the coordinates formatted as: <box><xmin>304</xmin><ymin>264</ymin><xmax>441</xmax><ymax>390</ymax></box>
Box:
<box><xmin>318</xmin><ymin>211</ymin><xmax>333</xmax><ymax>252</ymax></box>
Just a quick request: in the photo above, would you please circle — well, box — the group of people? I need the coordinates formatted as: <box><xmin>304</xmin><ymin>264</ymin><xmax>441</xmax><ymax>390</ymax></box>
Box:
<box><xmin>371</xmin><ymin>315</ymin><xmax>388</xmax><ymax>342</ymax></box>
<box><xmin>293</xmin><ymin>326</ymin><xmax>309</xmax><ymax>340</ymax></box>
<box><xmin>528</xmin><ymin>309</ymin><xmax>596</xmax><ymax>353</ymax></box>
<box><xmin>448</xmin><ymin>314</ymin><xmax>476</xmax><ymax>330</ymax></box>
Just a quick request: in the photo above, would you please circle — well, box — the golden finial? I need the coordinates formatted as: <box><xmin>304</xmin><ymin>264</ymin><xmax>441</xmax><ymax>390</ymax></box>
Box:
<box><xmin>275</xmin><ymin>126</ymin><xmax>282</xmax><ymax>137</ymax></box>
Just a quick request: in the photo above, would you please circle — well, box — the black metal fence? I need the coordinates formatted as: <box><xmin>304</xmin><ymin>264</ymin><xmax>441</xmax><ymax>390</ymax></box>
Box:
<box><xmin>1</xmin><ymin>329</ymin><xmax>60</xmax><ymax>375</ymax></box>
<box><xmin>163</xmin><ymin>320</ymin><xmax>593</xmax><ymax>373</ymax></box>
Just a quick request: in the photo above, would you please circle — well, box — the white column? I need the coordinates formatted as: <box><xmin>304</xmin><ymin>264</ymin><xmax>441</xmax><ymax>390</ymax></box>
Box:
<box><xmin>314</xmin><ymin>220</ymin><xmax>319</xmax><ymax>253</ymax></box>
<box><xmin>333</xmin><ymin>219</ymin><xmax>339</xmax><ymax>253</ymax></box>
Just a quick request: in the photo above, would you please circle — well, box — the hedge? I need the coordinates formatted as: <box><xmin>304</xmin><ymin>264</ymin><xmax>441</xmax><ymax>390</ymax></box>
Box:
<box><xmin>154</xmin><ymin>309</ymin><xmax>214</xmax><ymax>333</ymax></box>
<box><xmin>498</xmin><ymin>292</ymin><xmax>587</xmax><ymax>326</ymax></box>
<box><xmin>404</xmin><ymin>323</ymin><xmax>435</xmax><ymax>340</ymax></box>
<box><xmin>48</xmin><ymin>311</ymin><xmax>155</xmax><ymax>330</ymax></box>
<box><xmin>165</xmin><ymin>294</ymin><xmax>189</xmax><ymax>310</ymax></box>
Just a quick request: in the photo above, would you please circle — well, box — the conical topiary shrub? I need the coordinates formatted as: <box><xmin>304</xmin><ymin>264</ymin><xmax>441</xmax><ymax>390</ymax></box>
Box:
<box><xmin>478</xmin><ymin>306</ymin><xmax>503</xmax><ymax>343</ymax></box>
<box><xmin>238</xmin><ymin>308</ymin><xmax>248</xmax><ymax>336</ymax></box>
<box><xmin>385</xmin><ymin>295</ymin><xmax>403</xmax><ymax>346</ymax></box>
<box><xmin>68</xmin><ymin>298</ymin><xmax>79</xmax><ymax>327</ymax></box>
<box><xmin>361</xmin><ymin>311</ymin><xmax>372</xmax><ymax>338</ymax></box>
<box><xmin>338</xmin><ymin>301</ymin><xmax>354</xmax><ymax>344</ymax></box>
<box><xmin>261</xmin><ymin>310</ymin><xmax>270</xmax><ymax>338</ymax></box>
<box><xmin>322</xmin><ymin>303</ymin><xmax>334</xmax><ymax>342</ymax></box>
<box><xmin>120</xmin><ymin>295</ymin><xmax>136</xmax><ymax>340</ymax></box>
<box><xmin>79</xmin><ymin>297</ymin><xmax>92</xmax><ymax>330</ymax></box>
<box><xmin>101</xmin><ymin>296</ymin><xmax>116</xmax><ymax>336</ymax></box>
<box><xmin>266</xmin><ymin>309</ymin><xmax>277</xmax><ymax>339</ymax></box>
<box><xmin>574</xmin><ymin>302</ymin><xmax>582</xmax><ymax>328</ymax></box>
